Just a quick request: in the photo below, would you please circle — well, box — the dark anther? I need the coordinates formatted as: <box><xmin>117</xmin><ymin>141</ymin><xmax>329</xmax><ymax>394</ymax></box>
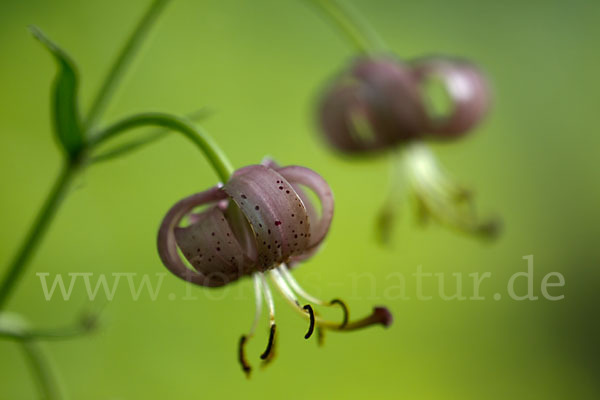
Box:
<box><xmin>330</xmin><ymin>298</ymin><xmax>349</xmax><ymax>328</ymax></box>
<box><xmin>303</xmin><ymin>304</ymin><xmax>315</xmax><ymax>339</ymax></box>
<box><xmin>238</xmin><ymin>335</ymin><xmax>251</xmax><ymax>378</ymax></box>
<box><xmin>260</xmin><ymin>324</ymin><xmax>276</xmax><ymax>360</ymax></box>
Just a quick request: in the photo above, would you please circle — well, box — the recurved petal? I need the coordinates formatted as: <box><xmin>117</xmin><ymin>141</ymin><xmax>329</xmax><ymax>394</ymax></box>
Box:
<box><xmin>319</xmin><ymin>81</ymin><xmax>387</xmax><ymax>152</ymax></box>
<box><xmin>157</xmin><ymin>186</ymin><xmax>240</xmax><ymax>287</ymax></box>
<box><xmin>259</xmin><ymin>159</ymin><xmax>326</xmax><ymax>268</ymax></box>
<box><xmin>412</xmin><ymin>56</ymin><xmax>490</xmax><ymax>137</ymax></box>
<box><xmin>223</xmin><ymin>165</ymin><xmax>311</xmax><ymax>270</ymax></box>
<box><xmin>318</xmin><ymin>57</ymin><xmax>427</xmax><ymax>154</ymax></box>
<box><xmin>174</xmin><ymin>206</ymin><xmax>254</xmax><ymax>285</ymax></box>
<box><xmin>351</xmin><ymin>57</ymin><xmax>427</xmax><ymax>141</ymax></box>
<box><xmin>276</xmin><ymin>166</ymin><xmax>334</xmax><ymax>251</ymax></box>
<box><xmin>260</xmin><ymin>157</ymin><xmax>319</xmax><ymax>226</ymax></box>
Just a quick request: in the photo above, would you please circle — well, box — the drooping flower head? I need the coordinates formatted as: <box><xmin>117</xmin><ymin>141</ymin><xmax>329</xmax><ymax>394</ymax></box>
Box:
<box><xmin>157</xmin><ymin>160</ymin><xmax>392</xmax><ymax>376</ymax></box>
<box><xmin>317</xmin><ymin>55</ymin><xmax>499</xmax><ymax>240</ymax></box>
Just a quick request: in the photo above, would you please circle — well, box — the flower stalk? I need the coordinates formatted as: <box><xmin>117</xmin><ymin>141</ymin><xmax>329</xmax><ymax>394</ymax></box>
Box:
<box><xmin>90</xmin><ymin>112</ymin><xmax>234</xmax><ymax>183</ymax></box>
<box><xmin>0</xmin><ymin>163</ymin><xmax>77</xmax><ymax>309</ymax></box>
<box><xmin>84</xmin><ymin>0</ymin><xmax>172</xmax><ymax>131</ymax></box>
<box><xmin>305</xmin><ymin>0</ymin><xmax>387</xmax><ymax>54</ymax></box>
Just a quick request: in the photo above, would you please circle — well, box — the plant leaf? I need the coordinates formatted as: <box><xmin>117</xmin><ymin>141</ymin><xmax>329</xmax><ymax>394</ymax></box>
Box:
<box><xmin>30</xmin><ymin>26</ymin><xmax>84</xmax><ymax>159</ymax></box>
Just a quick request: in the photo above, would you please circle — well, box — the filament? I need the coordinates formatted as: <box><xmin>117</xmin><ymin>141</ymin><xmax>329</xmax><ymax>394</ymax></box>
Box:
<box><xmin>269</xmin><ymin>268</ymin><xmax>391</xmax><ymax>331</ymax></box>
<box><xmin>270</xmin><ymin>268</ymin><xmax>301</xmax><ymax>306</ymax></box>
<box><xmin>249</xmin><ymin>274</ymin><xmax>263</xmax><ymax>336</ymax></box>
<box><xmin>258</xmin><ymin>273</ymin><xmax>277</xmax><ymax>361</ymax></box>
<box><xmin>269</xmin><ymin>269</ymin><xmax>315</xmax><ymax>339</ymax></box>
<box><xmin>278</xmin><ymin>264</ymin><xmax>349</xmax><ymax>326</ymax></box>
<box><xmin>278</xmin><ymin>264</ymin><xmax>323</xmax><ymax>305</ymax></box>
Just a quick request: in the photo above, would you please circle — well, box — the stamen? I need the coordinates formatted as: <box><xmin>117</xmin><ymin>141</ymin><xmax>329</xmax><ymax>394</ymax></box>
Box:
<box><xmin>279</xmin><ymin>264</ymin><xmax>324</xmax><ymax>304</ymax></box>
<box><xmin>332</xmin><ymin>307</ymin><xmax>393</xmax><ymax>331</ymax></box>
<box><xmin>404</xmin><ymin>142</ymin><xmax>499</xmax><ymax>238</ymax></box>
<box><xmin>238</xmin><ymin>274</ymin><xmax>264</xmax><ymax>377</ymax></box>
<box><xmin>279</xmin><ymin>264</ymin><xmax>349</xmax><ymax>328</ymax></box>
<box><xmin>270</xmin><ymin>268</ymin><xmax>300</xmax><ymax>305</ymax></box>
<box><xmin>303</xmin><ymin>305</ymin><xmax>315</xmax><ymax>339</ymax></box>
<box><xmin>269</xmin><ymin>269</ymin><xmax>315</xmax><ymax>338</ymax></box>
<box><xmin>238</xmin><ymin>336</ymin><xmax>251</xmax><ymax>377</ymax></box>
<box><xmin>279</xmin><ymin>264</ymin><xmax>349</xmax><ymax>327</ymax></box>
<box><xmin>250</xmin><ymin>274</ymin><xmax>263</xmax><ymax>336</ymax></box>
<box><xmin>329</xmin><ymin>299</ymin><xmax>349</xmax><ymax>328</ymax></box>
<box><xmin>258</xmin><ymin>273</ymin><xmax>277</xmax><ymax>361</ymax></box>
<box><xmin>270</xmin><ymin>269</ymin><xmax>393</xmax><ymax>332</ymax></box>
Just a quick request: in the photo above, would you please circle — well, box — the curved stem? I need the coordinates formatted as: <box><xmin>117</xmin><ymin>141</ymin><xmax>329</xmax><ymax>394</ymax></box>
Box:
<box><xmin>0</xmin><ymin>112</ymin><xmax>232</xmax><ymax>309</ymax></box>
<box><xmin>90</xmin><ymin>112</ymin><xmax>234</xmax><ymax>182</ymax></box>
<box><xmin>0</xmin><ymin>163</ymin><xmax>77</xmax><ymax>310</ymax></box>
<box><xmin>305</xmin><ymin>0</ymin><xmax>387</xmax><ymax>54</ymax></box>
<box><xmin>89</xmin><ymin>107</ymin><xmax>211</xmax><ymax>164</ymax></box>
<box><xmin>84</xmin><ymin>0</ymin><xmax>172</xmax><ymax>131</ymax></box>
<box><xmin>20</xmin><ymin>341</ymin><xmax>63</xmax><ymax>400</ymax></box>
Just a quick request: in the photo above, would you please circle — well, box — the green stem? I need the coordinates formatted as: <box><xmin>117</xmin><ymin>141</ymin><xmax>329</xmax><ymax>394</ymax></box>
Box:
<box><xmin>0</xmin><ymin>0</ymin><xmax>172</xmax><ymax>313</ymax></box>
<box><xmin>20</xmin><ymin>341</ymin><xmax>63</xmax><ymax>400</ymax></box>
<box><xmin>84</xmin><ymin>0</ymin><xmax>171</xmax><ymax>131</ymax></box>
<box><xmin>90</xmin><ymin>112</ymin><xmax>234</xmax><ymax>182</ymax></box>
<box><xmin>0</xmin><ymin>163</ymin><xmax>77</xmax><ymax>310</ymax></box>
<box><xmin>305</xmin><ymin>0</ymin><xmax>386</xmax><ymax>54</ymax></box>
<box><xmin>89</xmin><ymin>107</ymin><xmax>212</xmax><ymax>164</ymax></box>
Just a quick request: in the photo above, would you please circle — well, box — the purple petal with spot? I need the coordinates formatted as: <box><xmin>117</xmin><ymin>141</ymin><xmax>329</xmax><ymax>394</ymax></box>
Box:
<box><xmin>261</xmin><ymin>157</ymin><xmax>319</xmax><ymax>231</ymax></box>
<box><xmin>276</xmin><ymin>166</ymin><xmax>334</xmax><ymax>251</ymax></box>
<box><xmin>174</xmin><ymin>205</ymin><xmax>254</xmax><ymax>285</ymax></box>
<box><xmin>223</xmin><ymin>165</ymin><xmax>311</xmax><ymax>270</ymax></box>
<box><xmin>157</xmin><ymin>186</ymin><xmax>240</xmax><ymax>287</ymax></box>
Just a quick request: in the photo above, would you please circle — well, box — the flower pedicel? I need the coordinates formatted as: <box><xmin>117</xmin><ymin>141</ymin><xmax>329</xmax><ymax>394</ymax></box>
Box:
<box><xmin>157</xmin><ymin>161</ymin><xmax>392</xmax><ymax>376</ymax></box>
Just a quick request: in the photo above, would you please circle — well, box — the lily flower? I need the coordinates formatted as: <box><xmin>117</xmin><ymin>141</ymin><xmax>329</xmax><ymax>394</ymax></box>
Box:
<box><xmin>157</xmin><ymin>160</ymin><xmax>392</xmax><ymax>376</ymax></box>
<box><xmin>318</xmin><ymin>55</ymin><xmax>499</xmax><ymax>241</ymax></box>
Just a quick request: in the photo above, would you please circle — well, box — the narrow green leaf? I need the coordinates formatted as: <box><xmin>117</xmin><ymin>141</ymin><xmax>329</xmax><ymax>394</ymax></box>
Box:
<box><xmin>30</xmin><ymin>26</ymin><xmax>84</xmax><ymax>159</ymax></box>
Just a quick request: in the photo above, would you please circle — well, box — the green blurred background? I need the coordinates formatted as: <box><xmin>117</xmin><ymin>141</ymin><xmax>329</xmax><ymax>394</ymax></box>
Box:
<box><xmin>1</xmin><ymin>0</ymin><xmax>599</xmax><ymax>398</ymax></box>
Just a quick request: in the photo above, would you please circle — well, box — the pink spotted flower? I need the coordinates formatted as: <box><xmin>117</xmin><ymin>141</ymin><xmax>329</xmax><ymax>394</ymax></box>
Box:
<box><xmin>157</xmin><ymin>160</ymin><xmax>392</xmax><ymax>376</ymax></box>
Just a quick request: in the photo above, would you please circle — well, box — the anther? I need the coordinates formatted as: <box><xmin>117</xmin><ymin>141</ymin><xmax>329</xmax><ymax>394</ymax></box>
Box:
<box><xmin>238</xmin><ymin>335</ymin><xmax>251</xmax><ymax>377</ymax></box>
<box><xmin>329</xmin><ymin>298</ymin><xmax>349</xmax><ymax>328</ymax></box>
<box><xmin>260</xmin><ymin>324</ymin><xmax>276</xmax><ymax>360</ymax></box>
<box><xmin>303</xmin><ymin>305</ymin><xmax>315</xmax><ymax>339</ymax></box>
